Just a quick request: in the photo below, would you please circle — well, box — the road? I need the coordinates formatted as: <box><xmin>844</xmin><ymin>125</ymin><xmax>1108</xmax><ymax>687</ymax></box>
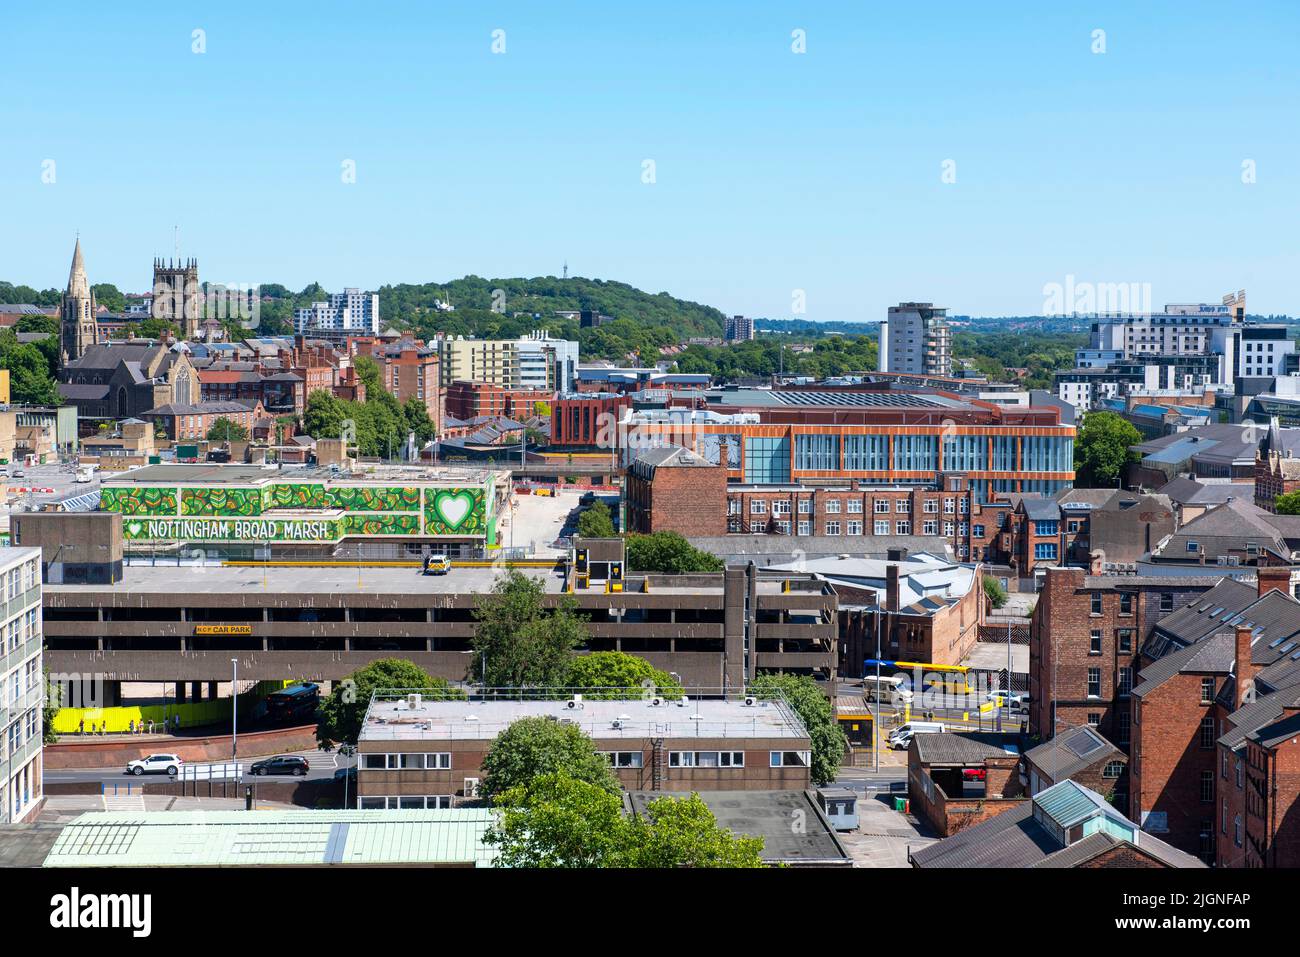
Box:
<box><xmin>44</xmin><ymin>749</ymin><xmax>351</xmax><ymax>786</ymax></box>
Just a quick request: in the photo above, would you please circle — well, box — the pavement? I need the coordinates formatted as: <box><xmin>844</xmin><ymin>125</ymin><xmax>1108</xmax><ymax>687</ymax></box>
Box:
<box><xmin>500</xmin><ymin>487</ymin><xmax>586</xmax><ymax>555</ymax></box>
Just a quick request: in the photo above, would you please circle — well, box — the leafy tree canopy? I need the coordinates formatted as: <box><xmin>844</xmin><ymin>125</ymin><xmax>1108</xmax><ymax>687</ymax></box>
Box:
<box><xmin>1074</xmin><ymin>411</ymin><xmax>1142</xmax><ymax>488</ymax></box>
<box><xmin>749</xmin><ymin>673</ymin><xmax>845</xmax><ymax>787</ymax></box>
<box><xmin>563</xmin><ymin>651</ymin><xmax>684</xmax><ymax>699</ymax></box>
<box><xmin>480</xmin><ymin>718</ymin><xmax>619</xmax><ymax>799</ymax></box>
<box><xmin>206</xmin><ymin>416</ymin><xmax>249</xmax><ymax>442</ymax></box>
<box><xmin>470</xmin><ymin>570</ymin><xmax>587</xmax><ymax>688</ymax></box>
<box><xmin>577</xmin><ymin>500</ymin><xmax>616</xmax><ymax>538</ymax></box>
<box><xmin>625</xmin><ymin>532</ymin><xmax>723</xmax><ymax>573</ymax></box>
<box><xmin>315</xmin><ymin>658</ymin><xmax>464</xmax><ymax>747</ymax></box>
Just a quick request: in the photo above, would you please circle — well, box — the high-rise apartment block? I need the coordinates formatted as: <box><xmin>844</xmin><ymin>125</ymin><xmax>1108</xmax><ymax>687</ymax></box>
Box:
<box><xmin>725</xmin><ymin>314</ymin><xmax>755</xmax><ymax>342</ymax></box>
<box><xmin>880</xmin><ymin>302</ymin><xmax>951</xmax><ymax>376</ymax></box>
<box><xmin>294</xmin><ymin>288</ymin><xmax>380</xmax><ymax>336</ymax></box>
<box><xmin>0</xmin><ymin>548</ymin><xmax>44</xmax><ymax>823</ymax></box>
<box><xmin>436</xmin><ymin>331</ymin><xmax>577</xmax><ymax>394</ymax></box>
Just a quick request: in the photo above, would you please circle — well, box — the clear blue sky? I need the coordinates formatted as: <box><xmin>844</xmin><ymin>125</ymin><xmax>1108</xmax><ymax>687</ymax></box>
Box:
<box><xmin>3</xmin><ymin>1</ymin><xmax>1299</xmax><ymax>321</ymax></box>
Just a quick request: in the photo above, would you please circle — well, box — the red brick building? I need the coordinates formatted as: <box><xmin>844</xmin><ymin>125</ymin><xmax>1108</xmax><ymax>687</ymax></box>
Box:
<box><xmin>1255</xmin><ymin>447</ymin><xmax>1300</xmax><ymax>512</ymax></box>
<box><xmin>625</xmin><ymin>445</ymin><xmax>728</xmax><ymax>538</ymax></box>
<box><xmin>445</xmin><ymin>380</ymin><xmax>551</xmax><ymax>422</ymax></box>
<box><xmin>142</xmin><ymin>399</ymin><xmax>265</xmax><ymax>441</ymax></box>
<box><xmin>377</xmin><ymin>340</ymin><xmax>441</xmax><ymax>433</ymax></box>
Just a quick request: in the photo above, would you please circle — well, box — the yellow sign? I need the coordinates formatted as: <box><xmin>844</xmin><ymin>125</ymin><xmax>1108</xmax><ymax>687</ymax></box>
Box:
<box><xmin>194</xmin><ymin>624</ymin><xmax>253</xmax><ymax>636</ymax></box>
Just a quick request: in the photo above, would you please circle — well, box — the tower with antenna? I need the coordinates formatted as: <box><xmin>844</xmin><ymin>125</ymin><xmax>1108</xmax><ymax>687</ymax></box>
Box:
<box><xmin>562</xmin><ymin>260</ymin><xmax>568</xmax><ymax>280</ymax></box>
<box><xmin>152</xmin><ymin>228</ymin><xmax>200</xmax><ymax>340</ymax></box>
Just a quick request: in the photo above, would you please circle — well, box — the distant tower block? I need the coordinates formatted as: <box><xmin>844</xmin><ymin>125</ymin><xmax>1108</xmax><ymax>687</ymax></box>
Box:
<box><xmin>152</xmin><ymin>257</ymin><xmax>201</xmax><ymax>339</ymax></box>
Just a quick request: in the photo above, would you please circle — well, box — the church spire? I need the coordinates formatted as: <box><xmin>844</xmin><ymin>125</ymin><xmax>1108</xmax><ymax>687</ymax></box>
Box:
<box><xmin>67</xmin><ymin>238</ymin><xmax>90</xmax><ymax>299</ymax></box>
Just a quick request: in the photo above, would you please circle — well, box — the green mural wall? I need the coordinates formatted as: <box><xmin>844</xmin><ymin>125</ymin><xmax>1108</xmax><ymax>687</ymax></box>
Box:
<box><xmin>100</xmin><ymin>487</ymin><xmax>178</xmax><ymax>516</ymax></box>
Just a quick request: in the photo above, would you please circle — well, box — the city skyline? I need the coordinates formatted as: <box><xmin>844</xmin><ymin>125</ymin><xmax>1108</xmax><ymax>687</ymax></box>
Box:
<box><xmin>3</xmin><ymin>2</ymin><xmax>1299</xmax><ymax>321</ymax></box>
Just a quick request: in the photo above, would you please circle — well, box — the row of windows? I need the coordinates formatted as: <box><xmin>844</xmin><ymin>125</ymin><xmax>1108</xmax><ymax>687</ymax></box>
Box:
<box><xmin>360</xmin><ymin>752</ymin><xmax>452</xmax><ymax>770</ymax></box>
<box><xmin>359</xmin><ymin>795</ymin><xmax>453</xmax><ymax>810</ymax></box>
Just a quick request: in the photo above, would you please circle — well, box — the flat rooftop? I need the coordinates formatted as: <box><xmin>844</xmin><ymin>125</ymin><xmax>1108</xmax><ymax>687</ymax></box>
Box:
<box><xmin>45</xmin><ymin>563</ymin><xmax>567</xmax><ymax>596</ymax></box>
<box><xmin>104</xmin><ymin>463</ymin><xmax>502</xmax><ymax>486</ymax></box>
<box><xmin>359</xmin><ymin>695</ymin><xmax>809</xmax><ymax>743</ymax></box>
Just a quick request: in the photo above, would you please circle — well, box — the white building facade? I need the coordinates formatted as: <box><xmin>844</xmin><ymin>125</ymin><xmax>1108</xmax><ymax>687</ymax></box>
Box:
<box><xmin>0</xmin><ymin>547</ymin><xmax>43</xmax><ymax>823</ymax></box>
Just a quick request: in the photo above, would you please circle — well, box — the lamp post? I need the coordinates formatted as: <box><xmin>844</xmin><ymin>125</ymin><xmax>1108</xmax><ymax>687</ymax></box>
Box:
<box><xmin>231</xmin><ymin>658</ymin><xmax>239</xmax><ymax>764</ymax></box>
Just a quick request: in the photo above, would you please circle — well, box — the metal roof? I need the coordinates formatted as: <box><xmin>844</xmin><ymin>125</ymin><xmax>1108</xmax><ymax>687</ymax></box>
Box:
<box><xmin>43</xmin><ymin>809</ymin><xmax>499</xmax><ymax>868</ymax></box>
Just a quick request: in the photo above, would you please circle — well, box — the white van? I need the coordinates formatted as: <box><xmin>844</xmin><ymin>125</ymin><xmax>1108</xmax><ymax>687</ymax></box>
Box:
<box><xmin>862</xmin><ymin>674</ymin><xmax>914</xmax><ymax>707</ymax></box>
<box><xmin>987</xmin><ymin>690</ymin><xmax>1030</xmax><ymax>714</ymax></box>
<box><xmin>888</xmin><ymin>721</ymin><xmax>946</xmax><ymax>750</ymax></box>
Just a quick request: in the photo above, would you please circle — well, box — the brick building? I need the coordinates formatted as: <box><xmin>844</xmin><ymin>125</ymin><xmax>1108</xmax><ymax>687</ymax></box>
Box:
<box><xmin>356</xmin><ymin>693</ymin><xmax>815</xmax><ymax>807</ymax></box>
<box><xmin>1030</xmin><ymin>567</ymin><xmax>1223</xmax><ymax>747</ymax></box>
<box><xmin>377</xmin><ymin>339</ymin><xmax>441</xmax><ymax>432</ymax></box>
<box><xmin>1023</xmin><ymin>723</ymin><xmax>1127</xmax><ymax>802</ymax></box>
<box><xmin>625</xmin><ymin>445</ymin><xmax>728</xmax><ymax>538</ymax></box>
<box><xmin>444</xmin><ymin>380</ymin><xmax>551</xmax><ymax>422</ymax></box>
<box><xmin>907</xmin><ymin>732</ymin><xmax>1025</xmax><ymax>837</ymax></box>
<box><xmin>1255</xmin><ymin>446</ymin><xmax>1300</xmax><ymax>512</ymax></box>
<box><xmin>141</xmin><ymin>399</ymin><xmax>266</xmax><ymax>442</ymax></box>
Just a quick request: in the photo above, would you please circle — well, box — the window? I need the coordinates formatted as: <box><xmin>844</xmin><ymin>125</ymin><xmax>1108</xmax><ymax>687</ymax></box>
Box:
<box><xmin>895</xmin><ymin>499</ymin><xmax>910</xmax><ymax>513</ymax></box>
<box><xmin>923</xmin><ymin>520</ymin><xmax>938</xmax><ymax>536</ymax></box>
<box><xmin>874</xmin><ymin>499</ymin><xmax>890</xmax><ymax>514</ymax></box>
<box><xmin>773</xmin><ymin>500</ymin><xmax>791</xmax><ymax>515</ymax></box>
<box><xmin>1119</xmin><ymin>593</ymin><xmax>1133</xmax><ymax>615</ymax></box>
<box><xmin>847</xmin><ymin>521</ymin><xmax>862</xmax><ymax>536</ymax></box>
<box><xmin>824</xmin><ymin>499</ymin><xmax>841</xmax><ymax>514</ymax></box>
<box><xmin>361</xmin><ymin>752</ymin><xmax>450</xmax><ymax>770</ymax></box>
<box><xmin>944</xmin><ymin>522</ymin><xmax>955</xmax><ymax>537</ymax></box>
<box><xmin>1087</xmin><ymin>668</ymin><xmax>1101</xmax><ymax>698</ymax></box>
<box><xmin>1222</xmin><ymin>751</ymin><xmax>1230</xmax><ymax>780</ymax></box>
<box><xmin>775</xmin><ymin>521</ymin><xmax>790</xmax><ymax>535</ymax></box>
<box><xmin>797</xmin><ymin>499</ymin><xmax>812</xmax><ymax>514</ymax></box>
<box><xmin>1089</xmin><ymin>630</ymin><xmax>1102</xmax><ymax>655</ymax></box>
<box><xmin>1200</xmin><ymin>770</ymin><xmax>1214</xmax><ymax>803</ymax></box>
<box><xmin>604</xmin><ymin>751</ymin><xmax>644</xmax><ymax>768</ymax></box>
<box><xmin>1201</xmin><ymin>677</ymin><xmax>1215</xmax><ymax>704</ymax></box>
<box><xmin>1035</xmin><ymin>543</ymin><xmax>1058</xmax><ymax>561</ymax></box>
<box><xmin>923</xmin><ymin>499</ymin><xmax>939</xmax><ymax>513</ymax></box>
<box><xmin>1199</xmin><ymin>716</ymin><xmax>1216</xmax><ymax>749</ymax></box>
<box><xmin>769</xmin><ymin>751</ymin><xmax>811</xmax><ymax>768</ymax></box>
<box><xmin>874</xmin><ymin>520</ymin><xmax>889</xmax><ymax>535</ymax></box>
<box><xmin>670</xmin><ymin>751</ymin><xmax>743</xmax><ymax>768</ymax></box>
<box><xmin>846</xmin><ymin>499</ymin><xmax>863</xmax><ymax>514</ymax></box>
<box><xmin>1234</xmin><ymin>815</ymin><xmax>1242</xmax><ymax>847</ymax></box>
<box><xmin>1103</xmin><ymin>760</ymin><xmax>1124</xmax><ymax>779</ymax></box>
<box><xmin>973</xmin><ymin>524</ymin><xmax>985</xmax><ymax>537</ymax></box>
<box><xmin>896</xmin><ymin>521</ymin><xmax>911</xmax><ymax>535</ymax></box>
<box><xmin>825</xmin><ymin>521</ymin><xmax>841</xmax><ymax>536</ymax></box>
<box><xmin>944</xmin><ymin>498</ymin><xmax>955</xmax><ymax>514</ymax></box>
<box><xmin>1236</xmin><ymin>760</ymin><xmax>1243</xmax><ymax>789</ymax></box>
<box><xmin>1118</xmin><ymin>667</ymin><xmax>1132</xmax><ymax>697</ymax></box>
<box><xmin>1187</xmin><ymin>541</ymin><xmax>1200</xmax><ymax>554</ymax></box>
<box><xmin>1091</xmin><ymin>593</ymin><xmax>1103</xmax><ymax>615</ymax></box>
<box><xmin>797</xmin><ymin>521</ymin><xmax>811</xmax><ymax>536</ymax></box>
<box><xmin>750</xmin><ymin>500</ymin><xmax>768</xmax><ymax>514</ymax></box>
<box><xmin>1087</xmin><ymin>712</ymin><xmax>1101</xmax><ymax>726</ymax></box>
<box><xmin>1034</xmin><ymin>520</ymin><xmax>1058</xmax><ymax>535</ymax></box>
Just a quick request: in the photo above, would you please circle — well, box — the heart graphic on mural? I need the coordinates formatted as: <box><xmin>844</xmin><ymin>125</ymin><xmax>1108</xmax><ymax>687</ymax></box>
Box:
<box><xmin>127</xmin><ymin>522</ymin><xmax>143</xmax><ymax>537</ymax></box>
<box><xmin>433</xmin><ymin>490</ymin><xmax>475</xmax><ymax>530</ymax></box>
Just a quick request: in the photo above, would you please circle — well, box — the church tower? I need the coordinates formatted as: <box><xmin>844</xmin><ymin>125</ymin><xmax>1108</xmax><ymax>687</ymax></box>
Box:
<box><xmin>152</xmin><ymin>257</ymin><xmax>200</xmax><ymax>340</ymax></box>
<box><xmin>60</xmin><ymin>238</ymin><xmax>97</xmax><ymax>365</ymax></box>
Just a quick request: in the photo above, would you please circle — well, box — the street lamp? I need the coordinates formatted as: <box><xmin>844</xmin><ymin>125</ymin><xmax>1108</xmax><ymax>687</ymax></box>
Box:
<box><xmin>231</xmin><ymin>658</ymin><xmax>239</xmax><ymax>764</ymax></box>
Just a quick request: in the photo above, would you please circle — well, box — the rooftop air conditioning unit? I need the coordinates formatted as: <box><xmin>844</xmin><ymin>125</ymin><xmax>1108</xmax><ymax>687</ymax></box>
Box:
<box><xmin>744</xmin><ymin>695</ymin><xmax>757</xmax><ymax>707</ymax></box>
<box><xmin>650</xmin><ymin>696</ymin><xmax>664</xmax><ymax>707</ymax></box>
<box><xmin>463</xmin><ymin>777</ymin><xmax>480</xmax><ymax>799</ymax></box>
<box><xmin>678</xmin><ymin>695</ymin><xmax>690</xmax><ymax>707</ymax></box>
<box><xmin>612</xmin><ymin>719</ymin><xmax>623</xmax><ymax>730</ymax></box>
<box><xmin>566</xmin><ymin>694</ymin><xmax>584</xmax><ymax>710</ymax></box>
<box><xmin>407</xmin><ymin>693</ymin><xmax>422</xmax><ymax>710</ymax></box>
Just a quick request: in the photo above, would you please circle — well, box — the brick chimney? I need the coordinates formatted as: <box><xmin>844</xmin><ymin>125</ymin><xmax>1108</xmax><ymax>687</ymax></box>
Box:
<box><xmin>1236</xmin><ymin>625</ymin><xmax>1261</xmax><ymax>705</ymax></box>
<box><xmin>1257</xmin><ymin>566</ymin><xmax>1291</xmax><ymax>598</ymax></box>
<box><xmin>717</xmin><ymin>439</ymin><xmax>728</xmax><ymax>471</ymax></box>
<box><xmin>885</xmin><ymin>563</ymin><xmax>900</xmax><ymax>613</ymax></box>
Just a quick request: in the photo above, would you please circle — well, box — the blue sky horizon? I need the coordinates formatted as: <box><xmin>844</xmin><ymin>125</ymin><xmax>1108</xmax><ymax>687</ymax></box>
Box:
<box><xmin>3</xmin><ymin>1</ymin><xmax>1299</xmax><ymax>322</ymax></box>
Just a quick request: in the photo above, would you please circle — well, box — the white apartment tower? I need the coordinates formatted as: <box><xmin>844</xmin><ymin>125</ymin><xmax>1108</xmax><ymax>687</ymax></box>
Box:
<box><xmin>880</xmin><ymin>302</ymin><xmax>951</xmax><ymax>376</ymax></box>
<box><xmin>294</xmin><ymin>288</ymin><xmax>380</xmax><ymax>336</ymax></box>
<box><xmin>0</xmin><ymin>548</ymin><xmax>44</xmax><ymax>823</ymax></box>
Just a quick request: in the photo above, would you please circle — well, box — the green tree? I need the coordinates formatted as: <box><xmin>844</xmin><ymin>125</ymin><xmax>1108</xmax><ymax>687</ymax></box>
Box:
<box><xmin>625</xmin><ymin>531</ymin><xmax>724</xmax><ymax>573</ymax></box>
<box><xmin>0</xmin><ymin>335</ymin><xmax>59</xmax><ymax>405</ymax></box>
<box><xmin>303</xmin><ymin>389</ymin><xmax>347</xmax><ymax>440</ymax></box>
<box><xmin>577</xmin><ymin>500</ymin><xmax>616</xmax><ymax>538</ymax></box>
<box><xmin>485</xmin><ymin>772</ymin><xmax>629</xmax><ymax>868</ymax></box>
<box><xmin>43</xmin><ymin>668</ymin><xmax>62</xmax><ymax>744</ymax></box>
<box><xmin>315</xmin><ymin>658</ymin><xmax>464</xmax><ymax>747</ymax></box>
<box><xmin>91</xmin><ymin>283</ymin><xmax>126</xmax><ymax>312</ymax></box>
<box><xmin>1074</xmin><ymin>411</ymin><xmax>1142</xmax><ymax>488</ymax></box>
<box><xmin>749</xmin><ymin>673</ymin><xmax>845</xmax><ymax>787</ymax></box>
<box><xmin>983</xmin><ymin>575</ymin><xmax>1008</xmax><ymax>610</ymax></box>
<box><xmin>206</xmin><ymin>417</ymin><xmax>250</xmax><ymax>442</ymax></box>
<box><xmin>480</xmin><ymin>718</ymin><xmax>619</xmax><ymax>799</ymax></box>
<box><xmin>470</xmin><ymin>570</ymin><xmax>587</xmax><ymax>688</ymax></box>
<box><xmin>403</xmin><ymin>397</ymin><xmax>437</xmax><ymax>447</ymax></box>
<box><xmin>485</xmin><ymin>772</ymin><xmax>765</xmax><ymax>868</ymax></box>
<box><xmin>623</xmin><ymin>792</ymin><xmax>765</xmax><ymax>868</ymax></box>
<box><xmin>1276</xmin><ymin>491</ymin><xmax>1300</xmax><ymax>515</ymax></box>
<box><xmin>563</xmin><ymin>651</ymin><xmax>684</xmax><ymax>699</ymax></box>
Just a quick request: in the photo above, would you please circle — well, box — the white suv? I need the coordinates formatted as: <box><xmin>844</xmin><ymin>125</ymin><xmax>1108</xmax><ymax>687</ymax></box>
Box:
<box><xmin>125</xmin><ymin>753</ymin><xmax>183</xmax><ymax>776</ymax></box>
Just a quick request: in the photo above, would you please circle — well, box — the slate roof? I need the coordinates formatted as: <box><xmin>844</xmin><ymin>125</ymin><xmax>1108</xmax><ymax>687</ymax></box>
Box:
<box><xmin>912</xmin><ymin>732</ymin><xmax>1022</xmax><ymax>765</ymax></box>
<box><xmin>1133</xmin><ymin>633</ymin><xmax>1235</xmax><ymax>698</ymax></box>
<box><xmin>57</xmin><ymin>383</ymin><xmax>110</xmax><ymax>401</ymax></box>
<box><xmin>1025</xmin><ymin>725</ymin><xmax>1122</xmax><ymax>781</ymax></box>
<box><xmin>910</xmin><ymin>780</ymin><xmax>1205</xmax><ymax>869</ymax></box>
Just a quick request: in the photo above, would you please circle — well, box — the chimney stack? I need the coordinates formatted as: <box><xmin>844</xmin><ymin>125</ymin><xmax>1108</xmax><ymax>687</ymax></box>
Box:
<box><xmin>1236</xmin><ymin>624</ymin><xmax>1261</xmax><ymax>705</ymax></box>
<box><xmin>885</xmin><ymin>563</ymin><xmax>900</xmax><ymax>613</ymax></box>
<box><xmin>1257</xmin><ymin>566</ymin><xmax>1291</xmax><ymax>598</ymax></box>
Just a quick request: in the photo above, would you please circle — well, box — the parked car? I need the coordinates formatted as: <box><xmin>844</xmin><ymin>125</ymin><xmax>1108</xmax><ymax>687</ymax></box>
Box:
<box><xmin>987</xmin><ymin>690</ymin><xmax>1030</xmax><ymax>713</ymax></box>
<box><xmin>887</xmin><ymin>721</ymin><xmax>947</xmax><ymax>750</ymax></box>
<box><xmin>249</xmin><ymin>755</ymin><xmax>310</xmax><ymax>777</ymax></box>
<box><xmin>422</xmin><ymin>555</ymin><xmax>451</xmax><ymax>575</ymax></box>
<box><xmin>333</xmin><ymin>766</ymin><xmax>357</xmax><ymax>785</ymax></box>
<box><xmin>125</xmin><ymin>754</ymin><xmax>183</xmax><ymax>776</ymax></box>
<box><xmin>961</xmin><ymin>768</ymin><xmax>987</xmax><ymax>782</ymax></box>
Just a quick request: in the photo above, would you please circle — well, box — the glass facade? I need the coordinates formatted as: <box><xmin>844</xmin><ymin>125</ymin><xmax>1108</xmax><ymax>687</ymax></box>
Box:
<box><xmin>842</xmin><ymin>434</ymin><xmax>890</xmax><ymax>471</ymax></box>
<box><xmin>795</xmin><ymin>434</ymin><xmax>839</xmax><ymax>471</ymax></box>
<box><xmin>892</xmin><ymin>435</ymin><xmax>937</xmax><ymax>472</ymax></box>
<box><xmin>743</xmin><ymin>436</ymin><xmax>790</xmax><ymax>484</ymax></box>
<box><xmin>942</xmin><ymin>434</ymin><xmax>986</xmax><ymax>472</ymax></box>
